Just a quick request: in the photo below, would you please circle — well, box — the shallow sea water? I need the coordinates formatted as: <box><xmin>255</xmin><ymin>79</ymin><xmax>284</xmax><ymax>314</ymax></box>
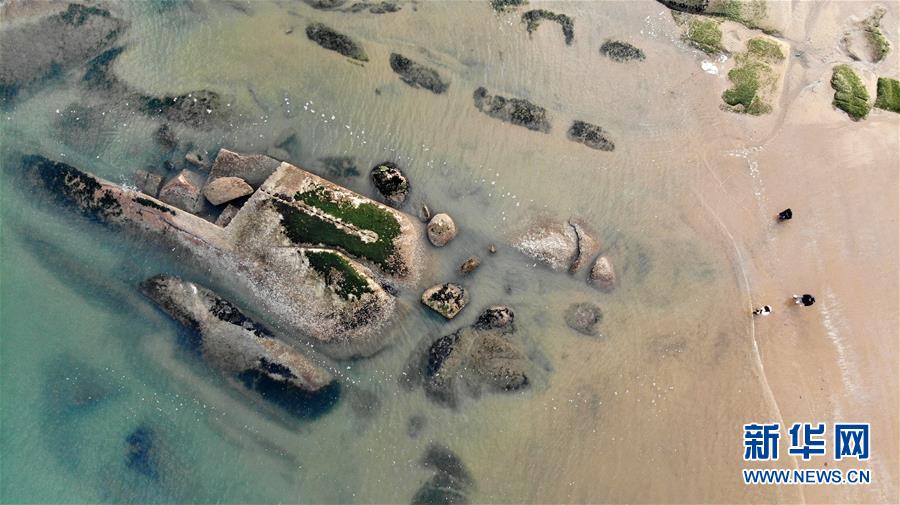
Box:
<box><xmin>1</xmin><ymin>1</ymin><xmax>819</xmax><ymax>503</ymax></box>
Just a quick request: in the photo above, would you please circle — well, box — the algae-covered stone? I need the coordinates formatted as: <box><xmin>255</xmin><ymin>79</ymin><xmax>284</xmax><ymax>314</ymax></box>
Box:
<box><xmin>722</xmin><ymin>37</ymin><xmax>784</xmax><ymax>115</ymax></box>
<box><xmin>831</xmin><ymin>64</ymin><xmax>871</xmax><ymax>120</ymax></box>
<box><xmin>306</xmin><ymin>23</ymin><xmax>368</xmax><ymax>62</ymax></box>
<box><xmin>863</xmin><ymin>7</ymin><xmax>890</xmax><ymax>63</ymax></box>
<box><xmin>370</xmin><ymin>161</ymin><xmax>410</xmax><ymax>207</ymax></box>
<box><xmin>684</xmin><ymin>17</ymin><xmax>723</xmax><ymax>54</ymax></box>
<box><xmin>422</xmin><ymin>283</ymin><xmax>469</xmax><ymax>319</ymax></box>
<box><xmin>600</xmin><ymin>40</ymin><xmax>645</xmax><ymax>62</ymax></box>
<box><xmin>659</xmin><ymin>0</ymin><xmax>775</xmax><ymax>32</ymax></box>
<box><xmin>522</xmin><ymin>9</ymin><xmax>574</xmax><ymax>45</ymax></box>
<box><xmin>473</xmin><ymin>87</ymin><xmax>550</xmax><ymax>133</ymax></box>
<box><xmin>389</xmin><ymin>54</ymin><xmax>448</xmax><ymax>94</ymax></box>
<box><xmin>875</xmin><ymin>77</ymin><xmax>900</xmax><ymax>113</ymax></box>
<box><xmin>568</xmin><ymin>120</ymin><xmax>615</xmax><ymax>152</ymax></box>
<box><xmin>491</xmin><ymin>0</ymin><xmax>527</xmax><ymax>12</ymax></box>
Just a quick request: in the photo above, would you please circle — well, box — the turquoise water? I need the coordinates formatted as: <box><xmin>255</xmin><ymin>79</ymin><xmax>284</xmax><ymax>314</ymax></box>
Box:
<box><xmin>1</xmin><ymin>1</ymin><xmax>788</xmax><ymax>503</ymax></box>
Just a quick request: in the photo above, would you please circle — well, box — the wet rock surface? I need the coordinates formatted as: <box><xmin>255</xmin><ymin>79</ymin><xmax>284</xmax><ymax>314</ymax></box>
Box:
<box><xmin>600</xmin><ymin>40</ymin><xmax>645</xmax><ymax>62</ymax></box>
<box><xmin>0</xmin><ymin>4</ymin><xmax>127</xmax><ymax>107</ymax></box>
<box><xmin>473</xmin><ymin>87</ymin><xmax>550</xmax><ymax>133</ymax></box>
<box><xmin>513</xmin><ymin>218</ymin><xmax>599</xmax><ymax>272</ymax></box>
<box><xmin>564</xmin><ymin>302</ymin><xmax>603</xmax><ymax>336</ymax></box>
<box><xmin>306</xmin><ymin>23</ymin><xmax>368</xmax><ymax>62</ymax></box>
<box><xmin>203</xmin><ymin>176</ymin><xmax>253</xmax><ymax>205</ymax></box>
<box><xmin>422</xmin><ymin>283</ymin><xmax>469</xmax><ymax>319</ymax></box>
<box><xmin>371</xmin><ymin>162</ymin><xmax>410</xmax><ymax>207</ymax></box>
<box><xmin>389</xmin><ymin>53</ymin><xmax>449</xmax><ymax>94</ymax></box>
<box><xmin>427</xmin><ymin>213</ymin><xmax>457</xmax><ymax>247</ymax></box>
<box><xmin>522</xmin><ymin>9</ymin><xmax>574</xmax><ymax>45</ymax></box>
<box><xmin>568</xmin><ymin>120</ymin><xmax>615</xmax><ymax>151</ymax></box>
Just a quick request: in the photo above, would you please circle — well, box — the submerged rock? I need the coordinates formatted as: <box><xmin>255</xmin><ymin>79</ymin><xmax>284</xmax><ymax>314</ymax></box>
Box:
<box><xmin>154</xmin><ymin>124</ymin><xmax>178</xmax><ymax>150</ymax></box>
<box><xmin>25</xmin><ymin>150</ymin><xmax>425</xmax><ymax>358</ymax></box>
<box><xmin>411</xmin><ymin>444</ymin><xmax>474</xmax><ymax>505</ymax></box>
<box><xmin>522</xmin><ymin>9</ymin><xmax>574</xmax><ymax>45</ymax></box>
<box><xmin>203</xmin><ymin>176</ymin><xmax>253</xmax><ymax>205</ymax></box>
<box><xmin>306</xmin><ymin>23</ymin><xmax>368</xmax><ymax>62</ymax></box>
<box><xmin>370</xmin><ymin>162</ymin><xmax>410</xmax><ymax>207</ymax></box>
<box><xmin>126</xmin><ymin>427</ymin><xmax>160</xmax><ymax>480</ymax></box>
<box><xmin>473</xmin><ymin>87</ymin><xmax>550</xmax><ymax>133</ymax></box>
<box><xmin>568</xmin><ymin>120</ymin><xmax>615</xmax><ymax>152</ymax></box>
<box><xmin>589</xmin><ymin>255</ymin><xmax>616</xmax><ymax>291</ymax></box>
<box><xmin>140</xmin><ymin>275</ymin><xmax>341</xmax><ymax>417</ymax></box>
<box><xmin>0</xmin><ymin>4</ymin><xmax>127</xmax><ymax>108</ymax></box>
<box><xmin>317</xmin><ymin>156</ymin><xmax>360</xmax><ymax>179</ymax></box>
<box><xmin>427</xmin><ymin>213</ymin><xmax>457</xmax><ymax>247</ymax></box>
<box><xmin>422</xmin><ymin>283</ymin><xmax>469</xmax><ymax>319</ymax></box>
<box><xmin>600</xmin><ymin>40</ymin><xmax>645</xmax><ymax>62</ymax></box>
<box><xmin>139</xmin><ymin>90</ymin><xmax>224</xmax><ymax>128</ymax></box>
<box><xmin>389</xmin><ymin>53</ymin><xmax>449</xmax><ymax>94</ymax></box>
<box><xmin>513</xmin><ymin>218</ymin><xmax>599</xmax><ymax>272</ymax></box>
<box><xmin>564</xmin><ymin>302</ymin><xmax>603</xmax><ymax>336</ymax></box>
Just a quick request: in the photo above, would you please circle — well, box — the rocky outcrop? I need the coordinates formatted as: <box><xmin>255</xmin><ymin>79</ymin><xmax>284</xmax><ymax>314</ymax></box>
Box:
<box><xmin>564</xmin><ymin>302</ymin><xmax>603</xmax><ymax>336</ymax></box>
<box><xmin>203</xmin><ymin>176</ymin><xmax>253</xmax><ymax>205</ymax></box>
<box><xmin>522</xmin><ymin>9</ymin><xmax>574</xmax><ymax>45</ymax></box>
<box><xmin>473</xmin><ymin>87</ymin><xmax>551</xmax><ymax>133</ymax></box>
<box><xmin>25</xmin><ymin>150</ymin><xmax>425</xmax><ymax>358</ymax></box>
<box><xmin>0</xmin><ymin>4</ymin><xmax>127</xmax><ymax>108</ymax></box>
<box><xmin>158</xmin><ymin>169</ymin><xmax>204</xmax><ymax>213</ymax></box>
<box><xmin>140</xmin><ymin>275</ymin><xmax>334</xmax><ymax>389</ymax></box>
<box><xmin>568</xmin><ymin>120</ymin><xmax>615</xmax><ymax>151</ymax></box>
<box><xmin>389</xmin><ymin>54</ymin><xmax>449</xmax><ymax>94</ymax></box>
<box><xmin>411</xmin><ymin>445</ymin><xmax>474</xmax><ymax>505</ymax></box>
<box><xmin>306</xmin><ymin>23</ymin><xmax>368</xmax><ymax>62</ymax></box>
<box><xmin>600</xmin><ymin>40</ymin><xmax>645</xmax><ymax>62</ymax></box>
<box><xmin>370</xmin><ymin>162</ymin><xmax>409</xmax><ymax>207</ymax></box>
<box><xmin>422</xmin><ymin>283</ymin><xmax>468</xmax><ymax>319</ymax></box>
<box><xmin>427</xmin><ymin>213</ymin><xmax>457</xmax><ymax>247</ymax></box>
<box><xmin>513</xmin><ymin>218</ymin><xmax>599</xmax><ymax>272</ymax></box>
<box><xmin>589</xmin><ymin>255</ymin><xmax>616</xmax><ymax>291</ymax></box>
<box><xmin>404</xmin><ymin>305</ymin><xmax>534</xmax><ymax>408</ymax></box>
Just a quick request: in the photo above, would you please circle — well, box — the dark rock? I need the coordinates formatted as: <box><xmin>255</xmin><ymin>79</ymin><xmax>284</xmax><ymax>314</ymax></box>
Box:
<box><xmin>389</xmin><ymin>54</ymin><xmax>449</xmax><ymax>94</ymax></box>
<box><xmin>132</xmin><ymin>170</ymin><xmax>164</xmax><ymax>197</ymax></box>
<box><xmin>491</xmin><ymin>0</ymin><xmax>528</xmax><ymax>12</ymax></box>
<box><xmin>305</xmin><ymin>23</ymin><xmax>368</xmax><ymax>62</ymax></box>
<box><xmin>411</xmin><ymin>445</ymin><xmax>473</xmax><ymax>505</ymax></box>
<box><xmin>346</xmin><ymin>2</ymin><xmax>401</xmax><ymax>13</ymax></box>
<box><xmin>371</xmin><ymin>162</ymin><xmax>410</xmax><ymax>207</ymax></box>
<box><xmin>317</xmin><ymin>156</ymin><xmax>360</xmax><ymax>178</ymax></box>
<box><xmin>655</xmin><ymin>0</ymin><xmax>709</xmax><ymax>15</ymax></box>
<box><xmin>522</xmin><ymin>9</ymin><xmax>574</xmax><ymax>45</ymax></box>
<box><xmin>126</xmin><ymin>426</ymin><xmax>159</xmax><ymax>480</ymax></box>
<box><xmin>459</xmin><ymin>256</ymin><xmax>481</xmax><ymax>274</ymax></box>
<box><xmin>473</xmin><ymin>87</ymin><xmax>550</xmax><ymax>133</ymax></box>
<box><xmin>422</xmin><ymin>445</ymin><xmax>474</xmax><ymax>486</ymax></box>
<box><xmin>422</xmin><ymin>283</ymin><xmax>469</xmax><ymax>319</ymax></box>
<box><xmin>407</xmin><ymin>415</ymin><xmax>427</xmax><ymax>438</ymax></box>
<box><xmin>473</xmin><ymin>305</ymin><xmax>514</xmax><ymax>331</ymax></box>
<box><xmin>0</xmin><ymin>4</ymin><xmax>127</xmax><ymax>108</ymax></box>
<box><xmin>303</xmin><ymin>0</ymin><xmax>348</xmax><ymax>9</ymax></box>
<box><xmin>139</xmin><ymin>90</ymin><xmax>224</xmax><ymax>128</ymax></box>
<box><xmin>567</xmin><ymin>120</ymin><xmax>615</xmax><ymax>151</ymax></box>
<box><xmin>564</xmin><ymin>302</ymin><xmax>602</xmax><ymax>336</ymax></box>
<box><xmin>488</xmin><ymin>244</ymin><xmax>497</xmax><ymax>254</ymax></box>
<box><xmin>600</xmin><ymin>40</ymin><xmax>646</xmax><ymax>62</ymax></box>
<box><xmin>82</xmin><ymin>46</ymin><xmax>129</xmax><ymax>93</ymax></box>
<box><xmin>154</xmin><ymin>124</ymin><xmax>178</xmax><ymax>150</ymax></box>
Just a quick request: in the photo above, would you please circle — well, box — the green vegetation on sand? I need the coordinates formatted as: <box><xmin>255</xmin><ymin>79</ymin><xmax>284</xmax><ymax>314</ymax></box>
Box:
<box><xmin>721</xmin><ymin>37</ymin><xmax>783</xmax><ymax>115</ymax></box>
<box><xmin>874</xmin><ymin>77</ymin><xmax>900</xmax><ymax>114</ymax></box>
<box><xmin>684</xmin><ymin>18</ymin><xmax>723</xmax><ymax>54</ymax></box>
<box><xmin>831</xmin><ymin>65</ymin><xmax>871</xmax><ymax>120</ymax></box>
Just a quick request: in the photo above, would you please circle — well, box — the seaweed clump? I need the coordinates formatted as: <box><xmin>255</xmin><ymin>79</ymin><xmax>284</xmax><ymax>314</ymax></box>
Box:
<box><xmin>600</xmin><ymin>40</ymin><xmax>645</xmax><ymax>62</ymax></box>
<box><xmin>831</xmin><ymin>64</ymin><xmax>871</xmax><ymax>120</ymax></box>
<box><xmin>305</xmin><ymin>23</ymin><xmax>368</xmax><ymax>62</ymax></box>
<box><xmin>721</xmin><ymin>37</ymin><xmax>784</xmax><ymax>115</ymax></box>
<box><xmin>684</xmin><ymin>17</ymin><xmax>723</xmax><ymax>54</ymax></box>
<box><xmin>567</xmin><ymin>120</ymin><xmax>615</xmax><ymax>151</ymax></box>
<box><xmin>305</xmin><ymin>250</ymin><xmax>374</xmax><ymax>299</ymax></box>
<box><xmin>522</xmin><ymin>9</ymin><xmax>574</xmax><ymax>45</ymax></box>
<box><xmin>491</xmin><ymin>0</ymin><xmax>527</xmax><ymax>12</ymax></box>
<box><xmin>274</xmin><ymin>186</ymin><xmax>402</xmax><ymax>273</ymax></box>
<box><xmin>874</xmin><ymin>77</ymin><xmax>900</xmax><ymax>114</ymax></box>
<box><xmin>389</xmin><ymin>54</ymin><xmax>448</xmax><ymax>94</ymax></box>
<box><xmin>863</xmin><ymin>7</ymin><xmax>891</xmax><ymax>63</ymax></box>
<box><xmin>473</xmin><ymin>87</ymin><xmax>551</xmax><ymax>133</ymax></box>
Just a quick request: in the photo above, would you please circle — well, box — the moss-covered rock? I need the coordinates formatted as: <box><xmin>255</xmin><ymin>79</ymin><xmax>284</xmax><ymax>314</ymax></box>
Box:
<box><xmin>473</xmin><ymin>87</ymin><xmax>551</xmax><ymax>132</ymax></box>
<box><xmin>304</xmin><ymin>250</ymin><xmax>374</xmax><ymax>299</ymax></box>
<box><xmin>422</xmin><ymin>283</ymin><xmax>469</xmax><ymax>319</ymax></box>
<box><xmin>491</xmin><ymin>0</ymin><xmax>527</xmax><ymax>11</ymax></box>
<box><xmin>660</xmin><ymin>0</ymin><xmax>770</xmax><ymax>31</ymax></box>
<box><xmin>684</xmin><ymin>17</ymin><xmax>723</xmax><ymax>54</ymax></box>
<box><xmin>568</xmin><ymin>120</ymin><xmax>615</xmax><ymax>151</ymax></box>
<box><xmin>747</xmin><ymin>37</ymin><xmax>784</xmax><ymax>62</ymax></box>
<box><xmin>874</xmin><ymin>77</ymin><xmax>900</xmax><ymax>113</ymax></box>
<box><xmin>864</xmin><ymin>7</ymin><xmax>890</xmax><ymax>63</ymax></box>
<box><xmin>389</xmin><ymin>53</ymin><xmax>448</xmax><ymax>94</ymax></box>
<box><xmin>831</xmin><ymin>64</ymin><xmax>871</xmax><ymax>120</ymax></box>
<box><xmin>305</xmin><ymin>23</ymin><xmax>368</xmax><ymax>61</ymax></box>
<box><xmin>522</xmin><ymin>9</ymin><xmax>574</xmax><ymax>45</ymax></box>
<box><xmin>600</xmin><ymin>40</ymin><xmax>645</xmax><ymax>62</ymax></box>
<box><xmin>721</xmin><ymin>37</ymin><xmax>783</xmax><ymax>115</ymax></box>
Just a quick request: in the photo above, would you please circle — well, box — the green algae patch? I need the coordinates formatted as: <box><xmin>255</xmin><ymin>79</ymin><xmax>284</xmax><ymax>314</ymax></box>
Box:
<box><xmin>274</xmin><ymin>186</ymin><xmax>403</xmax><ymax>273</ymax></box>
<box><xmin>305</xmin><ymin>250</ymin><xmax>373</xmax><ymax>299</ymax></box>
<box><xmin>718</xmin><ymin>0</ymin><xmax>768</xmax><ymax>30</ymax></box>
<box><xmin>685</xmin><ymin>18</ymin><xmax>723</xmax><ymax>54</ymax></box>
<box><xmin>875</xmin><ymin>77</ymin><xmax>900</xmax><ymax>113</ymax></box>
<box><xmin>831</xmin><ymin>65</ymin><xmax>871</xmax><ymax>120</ymax></box>
<box><xmin>864</xmin><ymin>7</ymin><xmax>890</xmax><ymax>63</ymax></box>
<box><xmin>747</xmin><ymin>37</ymin><xmax>784</xmax><ymax>62</ymax></box>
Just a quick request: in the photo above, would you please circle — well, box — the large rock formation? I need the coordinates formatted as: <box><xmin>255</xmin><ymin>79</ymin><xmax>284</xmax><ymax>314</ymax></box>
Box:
<box><xmin>24</xmin><ymin>149</ymin><xmax>425</xmax><ymax>358</ymax></box>
<box><xmin>512</xmin><ymin>218</ymin><xmax>599</xmax><ymax>273</ymax></box>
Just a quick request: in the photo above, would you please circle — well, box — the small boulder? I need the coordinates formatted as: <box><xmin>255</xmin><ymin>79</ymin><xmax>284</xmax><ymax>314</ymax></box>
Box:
<box><xmin>589</xmin><ymin>255</ymin><xmax>616</xmax><ymax>291</ymax></box>
<box><xmin>460</xmin><ymin>256</ymin><xmax>481</xmax><ymax>274</ymax></box>
<box><xmin>422</xmin><ymin>283</ymin><xmax>468</xmax><ymax>319</ymax></box>
<box><xmin>203</xmin><ymin>176</ymin><xmax>253</xmax><ymax>205</ymax></box>
<box><xmin>564</xmin><ymin>302</ymin><xmax>603</xmax><ymax>336</ymax></box>
<box><xmin>427</xmin><ymin>213</ymin><xmax>457</xmax><ymax>247</ymax></box>
<box><xmin>370</xmin><ymin>162</ymin><xmax>409</xmax><ymax>207</ymax></box>
<box><xmin>158</xmin><ymin>169</ymin><xmax>204</xmax><ymax>213</ymax></box>
<box><xmin>474</xmin><ymin>305</ymin><xmax>514</xmax><ymax>330</ymax></box>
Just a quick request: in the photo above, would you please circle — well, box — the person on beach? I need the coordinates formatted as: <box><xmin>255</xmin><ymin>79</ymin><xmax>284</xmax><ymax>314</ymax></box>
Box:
<box><xmin>753</xmin><ymin>305</ymin><xmax>772</xmax><ymax>316</ymax></box>
<box><xmin>793</xmin><ymin>294</ymin><xmax>816</xmax><ymax>306</ymax></box>
<box><xmin>778</xmin><ymin>208</ymin><xmax>793</xmax><ymax>221</ymax></box>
